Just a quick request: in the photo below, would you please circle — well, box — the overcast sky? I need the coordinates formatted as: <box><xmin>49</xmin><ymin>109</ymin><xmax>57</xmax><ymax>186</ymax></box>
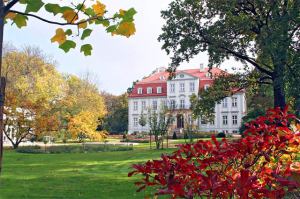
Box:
<box><xmin>4</xmin><ymin>0</ymin><xmax>240</xmax><ymax>95</ymax></box>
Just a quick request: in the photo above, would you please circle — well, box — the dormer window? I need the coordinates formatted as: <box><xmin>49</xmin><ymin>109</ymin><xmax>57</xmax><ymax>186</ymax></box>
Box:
<box><xmin>147</xmin><ymin>87</ymin><xmax>152</xmax><ymax>94</ymax></box>
<box><xmin>206</xmin><ymin>72</ymin><xmax>211</xmax><ymax>78</ymax></box>
<box><xmin>137</xmin><ymin>88</ymin><xmax>143</xmax><ymax>94</ymax></box>
<box><xmin>157</xmin><ymin>87</ymin><xmax>162</xmax><ymax>93</ymax></box>
<box><xmin>159</xmin><ymin>76</ymin><xmax>165</xmax><ymax>80</ymax></box>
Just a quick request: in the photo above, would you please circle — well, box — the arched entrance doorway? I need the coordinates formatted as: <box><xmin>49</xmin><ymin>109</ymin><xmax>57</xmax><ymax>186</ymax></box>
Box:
<box><xmin>177</xmin><ymin>114</ymin><xmax>184</xmax><ymax>129</ymax></box>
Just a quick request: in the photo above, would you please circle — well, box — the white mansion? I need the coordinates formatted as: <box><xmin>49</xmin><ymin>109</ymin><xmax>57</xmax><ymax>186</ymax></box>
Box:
<box><xmin>128</xmin><ymin>66</ymin><xmax>247</xmax><ymax>134</ymax></box>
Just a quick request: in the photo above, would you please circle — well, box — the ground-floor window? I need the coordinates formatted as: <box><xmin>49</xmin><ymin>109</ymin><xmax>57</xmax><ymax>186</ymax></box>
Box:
<box><xmin>133</xmin><ymin>118</ymin><xmax>138</xmax><ymax>127</ymax></box>
<box><xmin>232</xmin><ymin>115</ymin><xmax>238</xmax><ymax>125</ymax></box>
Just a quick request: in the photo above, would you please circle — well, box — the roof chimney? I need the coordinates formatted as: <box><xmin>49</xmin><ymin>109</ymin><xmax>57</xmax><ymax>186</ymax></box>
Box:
<box><xmin>200</xmin><ymin>63</ymin><xmax>205</xmax><ymax>72</ymax></box>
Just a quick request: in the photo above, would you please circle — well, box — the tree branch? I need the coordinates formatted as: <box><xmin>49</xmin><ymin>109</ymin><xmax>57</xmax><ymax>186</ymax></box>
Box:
<box><xmin>3</xmin><ymin>0</ymin><xmax>19</xmax><ymax>14</ymax></box>
<box><xmin>9</xmin><ymin>10</ymin><xmax>114</xmax><ymax>26</ymax></box>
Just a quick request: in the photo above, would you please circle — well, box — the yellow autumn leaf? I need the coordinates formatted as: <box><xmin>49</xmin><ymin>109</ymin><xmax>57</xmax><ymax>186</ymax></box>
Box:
<box><xmin>5</xmin><ymin>12</ymin><xmax>16</xmax><ymax>20</ymax></box>
<box><xmin>116</xmin><ymin>22</ymin><xmax>136</xmax><ymax>37</ymax></box>
<box><xmin>92</xmin><ymin>1</ymin><xmax>106</xmax><ymax>16</ymax></box>
<box><xmin>119</xmin><ymin>9</ymin><xmax>126</xmax><ymax>16</ymax></box>
<box><xmin>62</xmin><ymin>10</ymin><xmax>78</xmax><ymax>23</ymax></box>
<box><xmin>51</xmin><ymin>28</ymin><xmax>66</xmax><ymax>45</ymax></box>
<box><xmin>78</xmin><ymin>20</ymin><xmax>87</xmax><ymax>29</ymax></box>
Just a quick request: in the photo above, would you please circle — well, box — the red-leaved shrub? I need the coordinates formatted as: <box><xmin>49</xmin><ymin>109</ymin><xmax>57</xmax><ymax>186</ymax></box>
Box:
<box><xmin>128</xmin><ymin>107</ymin><xmax>300</xmax><ymax>198</ymax></box>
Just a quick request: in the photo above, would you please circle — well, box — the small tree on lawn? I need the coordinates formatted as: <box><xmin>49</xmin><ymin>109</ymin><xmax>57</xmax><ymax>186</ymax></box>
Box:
<box><xmin>148</xmin><ymin>108</ymin><xmax>173</xmax><ymax>150</ymax></box>
<box><xmin>183</xmin><ymin>113</ymin><xmax>196</xmax><ymax>143</ymax></box>
<box><xmin>138</xmin><ymin>111</ymin><xmax>147</xmax><ymax>133</ymax></box>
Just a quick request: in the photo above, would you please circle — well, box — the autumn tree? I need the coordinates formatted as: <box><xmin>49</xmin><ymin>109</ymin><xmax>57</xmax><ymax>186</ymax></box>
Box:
<box><xmin>0</xmin><ymin>0</ymin><xmax>136</xmax><ymax>173</ymax></box>
<box><xmin>159</xmin><ymin>0</ymin><xmax>300</xmax><ymax>110</ymax></box>
<box><xmin>2</xmin><ymin>47</ymin><xmax>64</xmax><ymax>148</ymax></box>
<box><xmin>102</xmin><ymin>92</ymin><xmax>128</xmax><ymax>134</ymax></box>
<box><xmin>56</xmin><ymin>75</ymin><xmax>106</xmax><ymax>142</ymax></box>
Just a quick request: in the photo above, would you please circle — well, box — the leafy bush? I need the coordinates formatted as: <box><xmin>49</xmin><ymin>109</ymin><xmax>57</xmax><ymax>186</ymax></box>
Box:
<box><xmin>216</xmin><ymin>132</ymin><xmax>226</xmax><ymax>138</ymax></box>
<box><xmin>16</xmin><ymin>144</ymin><xmax>133</xmax><ymax>154</ymax></box>
<box><xmin>129</xmin><ymin>107</ymin><xmax>300</xmax><ymax>198</ymax></box>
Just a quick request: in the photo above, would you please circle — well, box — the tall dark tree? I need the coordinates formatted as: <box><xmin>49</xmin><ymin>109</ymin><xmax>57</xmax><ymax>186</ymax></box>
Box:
<box><xmin>159</xmin><ymin>0</ymin><xmax>300</xmax><ymax>110</ymax></box>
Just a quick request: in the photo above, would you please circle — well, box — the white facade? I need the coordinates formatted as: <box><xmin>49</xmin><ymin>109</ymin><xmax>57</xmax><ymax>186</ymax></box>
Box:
<box><xmin>128</xmin><ymin>68</ymin><xmax>247</xmax><ymax>134</ymax></box>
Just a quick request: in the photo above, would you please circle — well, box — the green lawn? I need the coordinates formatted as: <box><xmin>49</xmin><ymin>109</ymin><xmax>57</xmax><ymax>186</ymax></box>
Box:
<box><xmin>0</xmin><ymin>148</ymin><xmax>175</xmax><ymax>199</ymax></box>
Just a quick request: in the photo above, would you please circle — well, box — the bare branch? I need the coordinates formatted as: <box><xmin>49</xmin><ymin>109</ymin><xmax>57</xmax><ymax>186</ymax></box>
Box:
<box><xmin>3</xmin><ymin>0</ymin><xmax>19</xmax><ymax>14</ymax></box>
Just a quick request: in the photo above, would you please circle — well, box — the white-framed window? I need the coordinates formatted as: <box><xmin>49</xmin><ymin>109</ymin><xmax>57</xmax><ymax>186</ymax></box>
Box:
<box><xmin>162</xmin><ymin>100</ymin><xmax>167</xmax><ymax>108</ymax></box>
<box><xmin>147</xmin><ymin>87</ymin><xmax>152</xmax><ymax>94</ymax></box>
<box><xmin>206</xmin><ymin>72</ymin><xmax>211</xmax><ymax>78</ymax></box>
<box><xmin>222</xmin><ymin>98</ymin><xmax>228</xmax><ymax>108</ymax></box>
<box><xmin>223</xmin><ymin>115</ymin><xmax>228</xmax><ymax>125</ymax></box>
<box><xmin>179</xmin><ymin>83</ymin><xmax>185</xmax><ymax>92</ymax></box>
<box><xmin>190</xmin><ymin>82</ymin><xmax>195</xmax><ymax>92</ymax></box>
<box><xmin>133</xmin><ymin>118</ymin><xmax>138</xmax><ymax>127</ymax></box>
<box><xmin>232</xmin><ymin>130</ymin><xmax>238</xmax><ymax>134</ymax></box>
<box><xmin>137</xmin><ymin>88</ymin><xmax>143</xmax><ymax>94</ymax></box>
<box><xmin>142</xmin><ymin>101</ymin><xmax>146</xmax><ymax>110</ymax></box>
<box><xmin>232</xmin><ymin>97</ymin><xmax>237</xmax><ymax>107</ymax></box>
<box><xmin>210</xmin><ymin>120</ymin><xmax>215</xmax><ymax>125</ymax></box>
<box><xmin>201</xmin><ymin>118</ymin><xmax>207</xmax><ymax>125</ymax></box>
<box><xmin>204</xmin><ymin>84</ymin><xmax>210</xmax><ymax>90</ymax></box>
<box><xmin>232</xmin><ymin>115</ymin><xmax>238</xmax><ymax>125</ymax></box>
<box><xmin>170</xmin><ymin>100</ymin><xmax>176</xmax><ymax>109</ymax></box>
<box><xmin>157</xmin><ymin>87</ymin><xmax>162</xmax><ymax>94</ymax></box>
<box><xmin>170</xmin><ymin>83</ymin><xmax>175</xmax><ymax>93</ymax></box>
<box><xmin>133</xmin><ymin>101</ymin><xmax>138</xmax><ymax>111</ymax></box>
<box><xmin>152</xmin><ymin>100</ymin><xmax>157</xmax><ymax>110</ymax></box>
<box><xmin>180</xmin><ymin>99</ymin><xmax>185</xmax><ymax>109</ymax></box>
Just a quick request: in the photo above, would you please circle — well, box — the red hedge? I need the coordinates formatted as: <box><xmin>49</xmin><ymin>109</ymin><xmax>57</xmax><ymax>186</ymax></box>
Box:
<box><xmin>129</xmin><ymin>107</ymin><xmax>300</xmax><ymax>198</ymax></box>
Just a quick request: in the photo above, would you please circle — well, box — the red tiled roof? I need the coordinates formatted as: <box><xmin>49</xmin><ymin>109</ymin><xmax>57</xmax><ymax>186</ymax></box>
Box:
<box><xmin>128</xmin><ymin>67</ymin><xmax>228</xmax><ymax>98</ymax></box>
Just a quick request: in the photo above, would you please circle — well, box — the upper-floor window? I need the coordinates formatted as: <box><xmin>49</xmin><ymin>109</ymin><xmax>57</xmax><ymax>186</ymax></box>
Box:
<box><xmin>204</xmin><ymin>84</ymin><xmax>210</xmax><ymax>90</ymax></box>
<box><xmin>142</xmin><ymin>101</ymin><xmax>146</xmax><ymax>110</ymax></box>
<box><xmin>190</xmin><ymin>82</ymin><xmax>195</xmax><ymax>92</ymax></box>
<box><xmin>170</xmin><ymin>100</ymin><xmax>176</xmax><ymax>109</ymax></box>
<box><xmin>170</xmin><ymin>83</ymin><xmax>175</xmax><ymax>93</ymax></box>
<box><xmin>232</xmin><ymin>97</ymin><xmax>237</xmax><ymax>107</ymax></box>
<box><xmin>222</xmin><ymin>98</ymin><xmax>228</xmax><ymax>108</ymax></box>
<box><xmin>147</xmin><ymin>87</ymin><xmax>152</xmax><ymax>94</ymax></box>
<box><xmin>157</xmin><ymin>87</ymin><xmax>162</xmax><ymax>94</ymax></box>
<box><xmin>133</xmin><ymin>101</ymin><xmax>138</xmax><ymax>111</ymax></box>
<box><xmin>223</xmin><ymin>115</ymin><xmax>228</xmax><ymax>125</ymax></box>
<box><xmin>232</xmin><ymin>115</ymin><xmax>238</xmax><ymax>125</ymax></box>
<box><xmin>133</xmin><ymin>118</ymin><xmax>138</xmax><ymax>127</ymax></box>
<box><xmin>179</xmin><ymin>83</ymin><xmax>185</xmax><ymax>92</ymax></box>
<box><xmin>152</xmin><ymin>100</ymin><xmax>157</xmax><ymax>110</ymax></box>
<box><xmin>180</xmin><ymin>99</ymin><xmax>185</xmax><ymax>109</ymax></box>
<box><xmin>137</xmin><ymin>88</ymin><xmax>143</xmax><ymax>94</ymax></box>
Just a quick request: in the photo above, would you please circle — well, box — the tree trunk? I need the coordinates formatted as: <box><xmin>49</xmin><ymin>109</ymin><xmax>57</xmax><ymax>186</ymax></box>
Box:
<box><xmin>0</xmin><ymin>2</ymin><xmax>5</xmax><ymax>175</ymax></box>
<box><xmin>272</xmin><ymin>64</ymin><xmax>286</xmax><ymax>109</ymax></box>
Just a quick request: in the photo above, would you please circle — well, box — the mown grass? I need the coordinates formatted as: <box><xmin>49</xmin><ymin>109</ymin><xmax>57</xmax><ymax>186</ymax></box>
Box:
<box><xmin>0</xmin><ymin>148</ymin><xmax>174</xmax><ymax>199</ymax></box>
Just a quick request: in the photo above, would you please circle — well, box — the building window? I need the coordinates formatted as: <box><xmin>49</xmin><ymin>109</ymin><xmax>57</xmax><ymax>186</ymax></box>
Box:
<box><xmin>232</xmin><ymin>115</ymin><xmax>238</xmax><ymax>125</ymax></box>
<box><xmin>133</xmin><ymin>118</ymin><xmax>138</xmax><ymax>127</ymax></box>
<box><xmin>157</xmin><ymin>87</ymin><xmax>162</xmax><ymax>93</ymax></box>
<box><xmin>133</xmin><ymin>101</ymin><xmax>138</xmax><ymax>111</ymax></box>
<box><xmin>162</xmin><ymin>100</ymin><xmax>167</xmax><ymax>108</ymax></box>
<box><xmin>204</xmin><ymin>84</ymin><xmax>210</xmax><ymax>90</ymax></box>
<box><xmin>232</xmin><ymin>97</ymin><xmax>237</xmax><ymax>107</ymax></box>
<box><xmin>170</xmin><ymin>100</ymin><xmax>176</xmax><ymax>109</ymax></box>
<box><xmin>223</xmin><ymin>115</ymin><xmax>228</xmax><ymax>125</ymax></box>
<box><xmin>179</xmin><ymin>83</ymin><xmax>185</xmax><ymax>92</ymax></box>
<box><xmin>180</xmin><ymin>99</ymin><xmax>185</xmax><ymax>109</ymax></box>
<box><xmin>137</xmin><ymin>88</ymin><xmax>143</xmax><ymax>94</ymax></box>
<box><xmin>232</xmin><ymin>130</ymin><xmax>238</xmax><ymax>134</ymax></box>
<box><xmin>170</xmin><ymin>83</ymin><xmax>175</xmax><ymax>93</ymax></box>
<box><xmin>210</xmin><ymin>120</ymin><xmax>215</xmax><ymax>125</ymax></box>
<box><xmin>152</xmin><ymin>100</ymin><xmax>157</xmax><ymax>110</ymax></box>
<box><xmin>222</xmin><ymin>98</ymin><xmax>228</xmax><ymax>108</ymax></box>
<box><xmin>201</xmin><ymin>118</ymin><xmax>207</xmax><ymax>125</ymax></box>
<box><xmin>142</xmin><ymin>101</ymin><xmax>146</xmax><ymax>110</ymax></box>
<box><xmin>147</xmin><ymin>87</ymin><xmax>152</xmax><ymax>94</ymax></box>
<box><xmin>190</xmin><ymin>82</ymin><xmax>195</xmax><ymax>92</ymax></box>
